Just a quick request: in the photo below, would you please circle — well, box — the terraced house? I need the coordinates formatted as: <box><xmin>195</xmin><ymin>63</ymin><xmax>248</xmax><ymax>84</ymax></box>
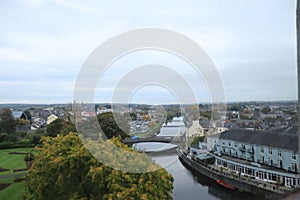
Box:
<box><xmin>208</xmin><ymin>127</ymin><xmax>300</xmax><ymax>188</ymax></box>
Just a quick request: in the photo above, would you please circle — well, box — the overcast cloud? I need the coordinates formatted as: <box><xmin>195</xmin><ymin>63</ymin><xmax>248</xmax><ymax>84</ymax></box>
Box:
<box><xmin>0</xmin><ymin>0</ymin><xmax>297</xmax><ymax>104</ymax></box>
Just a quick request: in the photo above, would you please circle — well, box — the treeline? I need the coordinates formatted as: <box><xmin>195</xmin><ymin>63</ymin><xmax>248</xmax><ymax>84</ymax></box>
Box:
<box><xmin>0</xmin><ymin>109</ymin><xmax>131</xmax><ymax>149</ymax></box>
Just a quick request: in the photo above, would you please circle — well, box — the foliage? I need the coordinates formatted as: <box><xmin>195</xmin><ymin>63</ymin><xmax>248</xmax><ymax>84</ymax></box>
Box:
<box><xmin>253</xmin><ymin>108</ymin><xmax>260</xmax><ymax>117</ymax></box>
<box><xmin>46</xmin><ymin>118</ymin><xmax>63</xmax><ymax>137</ymax></box>
<box><xmin>16</xmin><ymin>119</ymin><xmax>30</xmax><ymax>125</ymax></box>
<box><xmin>46</xmin><ymin>118</ymin><xmax>76</xmax><ymax>137</ymax></box>
<box><xmin>0</xmin><ymin>109</ymin><xmax>16</xmax><ymax>134</ymax></box>
<box><xmin>24</xmin><ymin>133</ymin><xmax>173</xmax><ymax>200</ymax></box>
<box><xmin>261</xmin><ymin>106</ymin><xmax>271</xmax><ymax>114</ymax></box>
<box><xmin>200</xmin><ymin>111</ymin><xmax>211</xmax><ymax>119</ymax></box>
<box><xmin>0</xmin><ymin>130</ymin><xmax>43</xmax><ymax>148</ymax></box>
<box><xmin>228</xmin><ymin>103</ymin><xmax>241</xmax><ymax>111</ymax></box>
<box><xmin>191</xmin><ymin>136</ymin><xmax>205</xmax><ymax>146</ymax></box>
<box><xmin>129</xmin><ymin>112</ymin><xmax>137</xmax><ymax>121</ymax></box>
<box><xmin>211</xmin><ymin>111</ymin><xmax>221</xmax><ymax>120</ymax></box>
<box><xmin>97</xmin><ymin>112</ymin><xmax>129</xmax><ymax>139</ymax></box>
<box><xmin>3</xmin><ymin>134</ymin><xmax>18</xmax><ymax>143</ymax></box>
<box><xmin>23</xmin><ymin>110</ymin><xmax>32</xmax><ymax>120</ymax></box>
<box><xmin>25</xmin><ymin>134</ymin><xmax>42</xmax><ymax>145</ymax></box>
<box><xmin>240</xmin><ymin>114</ymin><xmax>250</xmax><ymax>120</ymax></box>
<box><xmin>164</xmin><ymin>105</ymin><xmax>180</xmax><ymax>122</ymax></box>
<box><xmin>184</xmin><ymin>105</ymin><xmax>200</xmax><ymax>120</ymax></box>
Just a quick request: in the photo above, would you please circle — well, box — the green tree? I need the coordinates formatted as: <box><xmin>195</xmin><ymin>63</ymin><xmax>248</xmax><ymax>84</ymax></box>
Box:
<box><xmin>24</xmin><ymin>133</ymin><xmax>173</xmax><ymax>200</ymax></box>
<box><xmin>46</xmin><ymin>118</ymin><xmax>63</xmax><ymax>137</ymax></box>
<box><xmin>261</xmin><ymin>106</ymin><xmax>271</xmax><ymax>114</ymax></box>
<box><xmin>240</xmin><ymin>114</ymin><xmax>250</xmax><ymax>120</ymax></box>
<box><xmin>185</xmin><ymin>104</ymin><xmax>200</xmax><ymax>120</ymax></box>
<box><xmin>229</xmin><ymin>103</ymin><xmax>241</xmax><ymax>111</ymax></box>
<box><xmin>46</xmin><ymin>118</ymin><xmax>76</xmax><ymax>137</ymax></box>
<box><xmin>129</xmin><ymin>112</ymin><xmax>137</xmax><ymax>121</ymax></box>
<box><xmin>97</xmin><ymin>112</ymin><xmax>129</xmax><ymax>139</ymax></box>
<box><xmin>0</xmin><ymin>109</ymin><xmax>16</xmax><ymax>134</ymax></box>
<box><xmin>200</xmin><ymin>111</ymin><xmax>211</xmax><ymax>119</ymax></box>
<box><xmin>191</xmin><ymin>135</ymin><xmax>205</xmax><ymax>146</ymax></box>
<box><xmin>24</xmin><ymin>110</ymin><xmax>32</xmax><ymax>120</ymax></box>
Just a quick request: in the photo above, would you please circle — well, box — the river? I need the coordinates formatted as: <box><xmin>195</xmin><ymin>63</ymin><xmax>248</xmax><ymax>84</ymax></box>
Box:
<box><xmin>139</xmin><ymin>143</ymin><xmax>262</xmax><ymax>200</ymax></box>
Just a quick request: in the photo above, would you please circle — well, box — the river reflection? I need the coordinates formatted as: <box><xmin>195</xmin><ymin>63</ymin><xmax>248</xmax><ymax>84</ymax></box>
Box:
<box><xmin>149</xmin><ymin>151</ymin><xmax>262</xmax><ymax>200</ymax></box>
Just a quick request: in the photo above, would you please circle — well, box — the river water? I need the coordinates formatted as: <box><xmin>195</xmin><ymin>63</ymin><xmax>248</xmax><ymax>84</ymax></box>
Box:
<box><xmin>141</xmin><ymin>143</ymin><xmax>261</xmax><ymax>200</ymax></box>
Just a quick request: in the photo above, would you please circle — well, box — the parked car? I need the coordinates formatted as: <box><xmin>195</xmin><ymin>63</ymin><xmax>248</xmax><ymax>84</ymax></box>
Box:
<box><xmin>131</xmin><ymin>135</ymin><xmax>139</xmax><ymax>140</ymax></box>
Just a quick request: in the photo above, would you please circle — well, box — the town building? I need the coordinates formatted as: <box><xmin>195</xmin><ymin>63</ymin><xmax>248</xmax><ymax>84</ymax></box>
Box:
<box><xmin>207</xmin><ymin>128</ymin><xmax>300</xmax><ymax>188</ymax></box>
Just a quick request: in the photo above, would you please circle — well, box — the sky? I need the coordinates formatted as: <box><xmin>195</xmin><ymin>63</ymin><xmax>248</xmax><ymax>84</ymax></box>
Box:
<box><xmin>0</xmin><ymin>0</ymin><xmax>297</xmax><ymax>104</ymax></box>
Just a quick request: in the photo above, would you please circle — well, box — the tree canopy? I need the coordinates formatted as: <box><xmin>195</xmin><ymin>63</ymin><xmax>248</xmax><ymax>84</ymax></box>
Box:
<box><xmin>24</xmin><ymin>133</ymin><xmax>173</xmax><ymax>200</ymax></box>
<box><xmin>97</xmin><ymin>112</ymin><xmax>129</xmax><ymax>139</ymax></box>
<box><xmin>46</xmin><ymin>118</ymin><xmax>76</xmax><ymax>137</ymax></box>
<box><xmin>0</xmin><ymin>109</ymin><xmax>16</xmax><ymax>134</ymax></box>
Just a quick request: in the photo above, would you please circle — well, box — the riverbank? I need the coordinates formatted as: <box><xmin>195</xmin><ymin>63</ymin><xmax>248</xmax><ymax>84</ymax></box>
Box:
<box><xmin>150</xmin><ymin>151</ymin><xmax>259</xmax><ymax>200</ymax></box>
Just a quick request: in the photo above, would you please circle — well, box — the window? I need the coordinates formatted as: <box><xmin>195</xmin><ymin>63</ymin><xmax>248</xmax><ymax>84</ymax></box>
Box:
<box><xmin>261</xmin><ymin>148</ymin><xmax>264</xmax><ymax>154</ymax></box>
<box><xmin>292</xmin><ymin>153</ymin><xmax>297</xmax><ymax>160</ymax></box>
<box><xmin>250</xmin><ymin>145</ymin><xmax>254</xmax><ymax>152</ymax></box>
<box><xmin>292</xmin><ymin>163</ymin><xmax>297</xmax><ymax>172</ymax></box>
<box><xmin>229</xmin><ymin>142</ymin><xmax>231</xmax><ymax>146</ymax></box>
<box><xmin>269</xmin><ymin>149</ymin><xmax>272</xmax><ymax>155</ymax></box>
<box><xmin>278</xmin><ymin>150</ymin><xmax>282</xmax><ymax>157</ymax></box>
<box><xmin>278</xmin><ymin>160</ymin><xmax>283</xmax><ymax>168</ymax></box>
<box><xmin>260</xmin><ymin>156</ymin><xmax>264</xmax><ymax>163</ymax></box>
<box><xmin>234</xmin><ymin>143</ymin><xmax>237</xmax><ymax>147</ymax></box>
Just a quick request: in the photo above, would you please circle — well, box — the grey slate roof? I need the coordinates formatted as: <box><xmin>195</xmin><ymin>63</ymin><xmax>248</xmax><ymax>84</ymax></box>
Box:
<box><xmin>199</xmin><ymin>119</ymin><xmax>210</xmax><ymax>128</ymax></box>
<box><xmin>12</xmin><ymin>111</ymin><xmax>25</xmax><ymax>119</ymax></box>
<box><xmin>220</xmin><ymin>128</ymin><xmax>298</xmax><ymax>152</ymax></box>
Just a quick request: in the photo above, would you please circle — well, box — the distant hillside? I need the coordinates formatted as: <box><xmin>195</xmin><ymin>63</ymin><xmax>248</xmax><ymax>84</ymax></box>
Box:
<box><xmin>0</xmin><ymin>104</ymin><xmax>68</xmax><ymax>110</ymax></box>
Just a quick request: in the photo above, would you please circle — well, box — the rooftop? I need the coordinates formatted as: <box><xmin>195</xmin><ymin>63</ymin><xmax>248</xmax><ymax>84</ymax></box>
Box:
<box><xmin>220</xmin><ymin>128</ymin><xmax>298</xmax><ymax>152</ymax></box>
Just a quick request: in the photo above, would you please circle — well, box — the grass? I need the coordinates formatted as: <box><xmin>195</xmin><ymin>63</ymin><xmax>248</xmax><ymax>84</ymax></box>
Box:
<box><xmin>0</xmin><ymin>148</ymin><xmax>33</xmax><ymax>200</ymax></box>
<box><xmin>132</xmin><ymin>123</ymin><xmax>163</xmax><ymax>138</ymax></box>
<box><xmin>0</xmin><ymin>182</ymin><xmax>25</xmax><ymax>200</ymax></box>
<box><xmin>0</xmin><ymin>148</ymin><xmax>32</xmax><ymax>173</ymax></box>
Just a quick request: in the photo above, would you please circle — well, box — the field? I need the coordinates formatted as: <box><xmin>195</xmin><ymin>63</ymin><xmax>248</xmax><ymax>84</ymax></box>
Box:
<box><xmin>0</xmin><ymin>148</ymin><xmax>33</xmax><ymax>200</ymax></box>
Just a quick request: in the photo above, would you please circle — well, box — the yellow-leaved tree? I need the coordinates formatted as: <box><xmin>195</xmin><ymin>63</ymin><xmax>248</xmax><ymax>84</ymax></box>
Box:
<box><xmin>24</xmin><ymin>133</ymin><xmax>174</xmax><ymax>200</ymax></box>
